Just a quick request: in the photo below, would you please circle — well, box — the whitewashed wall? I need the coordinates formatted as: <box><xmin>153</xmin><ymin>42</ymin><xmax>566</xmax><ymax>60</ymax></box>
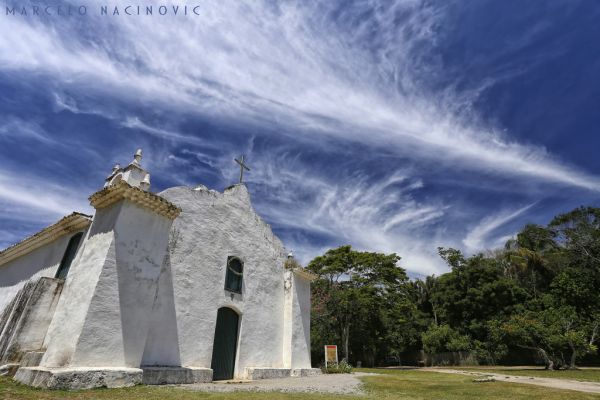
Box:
<box><xmin>4</xmin><ymin>183</ymin><xmax>313</xmax><ymax>380</ymax></box>
<box><xmin>41</xmin><ymin>201</ymin><xmax>173</xmax><ymax>368</ymax></box>
<box><xmin>290</xmin><ymin>273</ymin><xmax>312</xmax><ymax>369</ymax></box>
<box><xmin>0</xmin><ymin>233</ymin><xmax>84</xmax><ymax>314</ymax></box>
<box><xmin>158</xmin><ymin>185</ymin><xmax>290</xmax><ymax>378</ymax></box>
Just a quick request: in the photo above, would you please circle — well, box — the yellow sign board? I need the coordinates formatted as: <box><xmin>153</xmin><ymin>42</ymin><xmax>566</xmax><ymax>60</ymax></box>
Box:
<box><xmin>324</xmin><ymin>345</ymin><xmax>338</xmax><ymax>365</ymax></box>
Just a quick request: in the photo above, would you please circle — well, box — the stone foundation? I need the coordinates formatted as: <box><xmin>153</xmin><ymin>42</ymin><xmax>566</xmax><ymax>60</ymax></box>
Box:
<box><xmin>14</xmin><ymin>366</ymin><xmax>142</xmax><ymax>389</ymax></box>
<box><xmin>291</xmin><ymin>368</ymin><xmax>322</xmax><ymax>377</ymax></box>
<box><xmin>142</xmin><ymin>367</ymin><xmax>212</xmax><ymax>384</ymax></box>
<box><xmin>245</xmin><ymin>368</ymin><xmax>291</xmax><ymax>380</ymax></box>
<box><xmin>20</xmin><ymin>351</ymin><xmax>44</xmax><ymax>367</ymax></box>
<box><xmin>245</xmin><ymin>367</ymin><xmax>322</xmax><ymax>380</ymax></box>
<box><xmin>12</xmin><ymin>366</ymin><xmax>318</xmax><ymax>388</ymax></box>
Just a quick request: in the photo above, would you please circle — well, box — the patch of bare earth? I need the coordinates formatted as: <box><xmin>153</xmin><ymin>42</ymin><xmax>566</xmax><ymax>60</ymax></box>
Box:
<box><xmin>423</xmin><ymin>368</ymin><xmax>600</xmax><ymax>394</ymax></box>
<box><xmin>175</xmin><ymin>372</ymin><xmax>376</xmax><ymax>395</ymax></box>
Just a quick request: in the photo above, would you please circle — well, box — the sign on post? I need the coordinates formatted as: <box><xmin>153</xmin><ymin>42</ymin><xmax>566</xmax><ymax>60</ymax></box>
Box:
<box><xmin>324</xmin><ymin>345</ymin><xmax>338</xmax><ymax>366</ymax></box>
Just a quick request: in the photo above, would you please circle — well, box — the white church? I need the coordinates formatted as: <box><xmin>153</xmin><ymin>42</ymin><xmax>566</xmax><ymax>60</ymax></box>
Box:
<box><xmin>0</xmin><ymin>150</ymin><xmax>318</xmax><ymax>389</ymax></box>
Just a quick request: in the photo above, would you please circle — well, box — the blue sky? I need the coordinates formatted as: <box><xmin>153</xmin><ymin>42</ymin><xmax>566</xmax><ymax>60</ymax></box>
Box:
<box><xmin>0</xmin><ymin>0</ymin><xmax>599</xmax><ymax>276</ymax></box>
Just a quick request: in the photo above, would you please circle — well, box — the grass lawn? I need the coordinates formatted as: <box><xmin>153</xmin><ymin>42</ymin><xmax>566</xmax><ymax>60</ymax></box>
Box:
<box><xmin>455</xmin><ymin>366</ymin><xmax>600</xmax><ymax>383</ymax></box>
<box><xmin>2</xmin><ymin>369</ymin><xmax>600</xmax><ymax>400</ymax></box>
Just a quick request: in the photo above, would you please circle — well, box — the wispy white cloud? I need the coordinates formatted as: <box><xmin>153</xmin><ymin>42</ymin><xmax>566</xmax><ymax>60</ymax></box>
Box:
<box><xmin>462</xmin><ymin>203</ymin><xmax>536</xmax><ymax>252</ymax></box>
<box><xmin>235</xmin><ymin>151</ymin><xmax>450</xmax><ymax>275</ymax></box>
<box><xmin>0</xmin><ymin>169</ymin><xmax>92</xmax><ymax>219</ymax></box>
<box><xmin>0</xmin><ymin>117</ymin><xmax>55</xmax><ymax>144</ymax></box>
<box><xmin>52</xmin><ymin>92</ymin><xmax>82</xmax><ymax>114</ymax></box>
<box><xmin>1</xmin><ymin>1</ymin><xmax>597</xmax><ymax>276</ymax></box>
<box><xmin>0</xmin><ymin>164</ymin><xmax>96</xmax><ymax>248</ymax></box>
<box><xmin>122</xmin><ymin>117</ymin><xmax>207</xmax><ymax>147</ymax></box>
<box><xmin>0</xmin><ymin>1</ymin><xmax>597</xmax><ymax>192</ymax></box>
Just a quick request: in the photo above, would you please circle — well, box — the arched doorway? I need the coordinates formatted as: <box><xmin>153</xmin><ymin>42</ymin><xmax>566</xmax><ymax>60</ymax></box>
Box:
<box><xmin>210</xmin><ymin>307</ymin><xmax>240</xmax><ymax>380</ymax></box>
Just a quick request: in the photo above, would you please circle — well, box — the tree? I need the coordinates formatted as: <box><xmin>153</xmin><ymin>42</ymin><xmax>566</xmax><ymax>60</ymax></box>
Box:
<box><xmin>514</xmin><ymin>223</ymin><xmax>557</xmax><ymax>252</ymax></box>
<box><xmin>308</xmin><ymin>245</ymin><xmax>409</xmax><ymax>365</ymax></box>
<box><xmin>413</xmin><ymin>275</ymin><xmax>440</xmax><ymax>325</ymax></box>
<box><xmin>502</xmin><ymin>224</ymin><xmax>559</xmax><ymax>296</ymax></box>
<box><xmin>550</xmin><ymin>207</ymin><xmax>600</xmax><ymax>268</ymax></box>
<box><xmin>308</xmin><ymin>205</ymin><xmax>600</xmax><ymax>368</ymax></box>
<box><xmin>432</xmin><ymin>248</ymin><xmax>527</xmax><ymax>341</ymax></box>
<box><xmin>381</xmin><ymin>289</ymin><xmax>429</xmax><ymax>364</ymax></box>
<box><xmin>492</xmin><ymin>306</ymin><xmax>597</xmax><ymax>369</ymax></box>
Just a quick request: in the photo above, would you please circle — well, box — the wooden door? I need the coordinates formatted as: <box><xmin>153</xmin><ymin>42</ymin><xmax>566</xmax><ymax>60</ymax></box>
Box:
<box><xmin>210</xmin><ymin>307</ymin><xmax>240</xmax><ymax>380</ymax></box>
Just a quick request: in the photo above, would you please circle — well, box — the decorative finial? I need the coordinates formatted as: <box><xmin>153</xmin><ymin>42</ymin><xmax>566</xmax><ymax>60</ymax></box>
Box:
<box><xmin>104</xmin><ymin>149</ymin><xmax>150</xmax><ymax>189</ymax></box>
<box><xmin>140</xmin><ymin>173</ymin><xmax>151</xmax><ymax>191</ymax></box>
<box><xmin>133</xmin><ymin>148</ymin><xmax>143</xmax><ymax>165</ymax></box>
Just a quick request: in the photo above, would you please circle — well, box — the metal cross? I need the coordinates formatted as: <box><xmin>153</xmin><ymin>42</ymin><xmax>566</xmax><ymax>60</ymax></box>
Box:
<box><xmin>234</xmin><ymin>155</ymin><xmax>250</xmax><ymax>183</ymax></box>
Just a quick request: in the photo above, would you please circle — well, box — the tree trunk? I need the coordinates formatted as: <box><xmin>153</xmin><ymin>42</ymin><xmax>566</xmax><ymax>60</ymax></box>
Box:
<box><xmin>517</xmin><ymin>345</ymin><xmax>554</xmax><ymax>369</ymax></box>
<box><xmin>538</xmin><ymin>348</ymin><xmax>553</xmax><ymax>370</ymax></box>
<box><xmin>569</xmin><ymin>350</ymin><xmax>577</xmax><ymax>369</ymax></box>
<box><xmin>342</xmin><ymin>323</ymin><xmax>350</xmax><ymax>362</ymax></box>
<box><xmin>568</xmin><ymin>342</ymin><xmax>578</xmax><ymax>369</ymax></box>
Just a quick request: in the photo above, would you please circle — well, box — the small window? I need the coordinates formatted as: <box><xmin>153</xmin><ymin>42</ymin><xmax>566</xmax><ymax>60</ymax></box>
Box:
<box><xmin>224</xmin><ymin>256</ymin><xmax>243</xmax><ymax>293</ymax></box>
<box><xmin>55</xmin><ymin>232</ymin><xmax>84</xmax><ymax>280</ymax></box>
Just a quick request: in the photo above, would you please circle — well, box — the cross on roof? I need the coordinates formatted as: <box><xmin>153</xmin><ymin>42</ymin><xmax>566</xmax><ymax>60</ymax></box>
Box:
<box><xmin>234</xmin><ymin>155</ymin><xmax>250</xmax><ymax>183</ymax></box>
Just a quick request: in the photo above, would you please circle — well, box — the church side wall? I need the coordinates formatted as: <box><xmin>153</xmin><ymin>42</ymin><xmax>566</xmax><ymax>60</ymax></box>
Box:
<box><xmin>160</xmin><ymin>185</ymin><xmax>287</xmax><ymax>378</ymax></box>
<box><xmin>40</xmin><ymin>206</ymin><xmax>121</xmax><ymax>368</ymax></box>
<box><xmin>0</xmin><ymin>233</ymin><xmax>81</xmax><ymax>315</ymax></box>
<box><xmin>0</xmin><ymin>277</ymin><xmax>64</xmax><ymax>364</ymax></box>
<box><xmin>70</xmin><ymin>202</ymin><xmax>172</xmax><ymax>368</ymax></box>
<box><xmin>290</xmin><ymin>273</ymin><xmax>312</xmax><ymax>369</ymax></box>
<box><xmin>41</xmin><ymin>201</ymin><xmax>174</xmax><ymax>369</ymax></box>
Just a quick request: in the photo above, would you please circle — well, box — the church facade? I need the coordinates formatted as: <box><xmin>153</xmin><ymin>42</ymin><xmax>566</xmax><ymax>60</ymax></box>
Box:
<box><xmin>0</xmin><ymin>150</ymin><xmax>318</xmax><ymax>389</ymax></box>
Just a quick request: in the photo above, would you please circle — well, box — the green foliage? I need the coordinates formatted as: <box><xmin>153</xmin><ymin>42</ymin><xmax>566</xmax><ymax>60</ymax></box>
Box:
<box><xmin>309</xmin><ymin>206</ymin><xmax>600</xmax><ymax>368</ymax></box>
<box><xmin>473</xmin><ymin>339</ymin><xmax>507</xmax><ymax>366</ymax></box>
<box><xmin>308</xmin><ymin>245</ymin><xmax>422</xmax><ymax>366</ymax></box>
<box><xmin>492</xmin><ymin>306</ymin><xmax>598</xmax><ymax>369</ymax></box>
<box><xmin>437</xmin><ymin>247</ymin><xmax>467</xmax><ymax>270</ymax></box>
<box><xmin>514</xmin><ymin>223</ymin><xmax>557</xmax><ymax>252</ymax></box>
<box><xmin>429</xmin><ymin>251</ymin><xmax>528</xmax><ymax>341</ymax></box>
<box><xmin>321</xmin><ymin>360</ymin><xmax>353</xmax><ymax>374</ymax></box>
<box><xmin>422</xmin><ymin>324</ymin><xmax>472</xmax><ymax>354</ymax></box>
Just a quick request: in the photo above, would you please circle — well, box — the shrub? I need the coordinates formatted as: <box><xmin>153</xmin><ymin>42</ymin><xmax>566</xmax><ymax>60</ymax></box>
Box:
<box><xmin>321</xmin><ymin>360</ymin><xmax>353</xmax><ymax>374</ymax></box>
<box><xmin>422</xmin><ymin>324</ymin><xmax>472</xmax><ymax>354</ymax></box>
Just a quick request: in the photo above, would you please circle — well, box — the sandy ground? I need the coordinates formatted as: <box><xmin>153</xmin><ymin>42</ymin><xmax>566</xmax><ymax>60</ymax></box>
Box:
<box><xmin>175</xmin><ymin>372</ymin><xmax>375</xmax><ymax>394</ymax></box>
<box><xmin>424</xmin><ymin>368</ymin><xmax>600</xmax><ymax>394</ymax></box>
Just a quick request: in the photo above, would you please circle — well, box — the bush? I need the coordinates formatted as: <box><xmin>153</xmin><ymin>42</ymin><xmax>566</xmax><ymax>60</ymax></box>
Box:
<box><xmin>473</xmin><ymin>339</ymin><xmax>507</xmax><ymax>365</ymax></box>
<box><xmin>321</xmin><ymin>360</ymin><xmax>353</xmax><ymax>374</ymax></box>
<box><xmin>422</xmin><ymin>324</ymin><xmax>472</xmax><ymax>354</ymax></box>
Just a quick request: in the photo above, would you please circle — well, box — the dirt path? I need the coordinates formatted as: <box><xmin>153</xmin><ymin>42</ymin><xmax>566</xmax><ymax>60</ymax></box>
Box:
<box><xmin>175</xmin><ymin>372</ymin><xmax>375</xmax><ymax>395</ymax></box>
<box><xmin>423</xmin><ymin>368</ymin><xmax>600</xmax><ymax>394</ymax></box>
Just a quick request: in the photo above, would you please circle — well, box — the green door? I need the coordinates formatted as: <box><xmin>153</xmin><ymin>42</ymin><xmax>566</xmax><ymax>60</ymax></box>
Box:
<box><xmin>210</xmin><ymin>307</ymin><xmax>240</xmax><ymax>380</ymax></box>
